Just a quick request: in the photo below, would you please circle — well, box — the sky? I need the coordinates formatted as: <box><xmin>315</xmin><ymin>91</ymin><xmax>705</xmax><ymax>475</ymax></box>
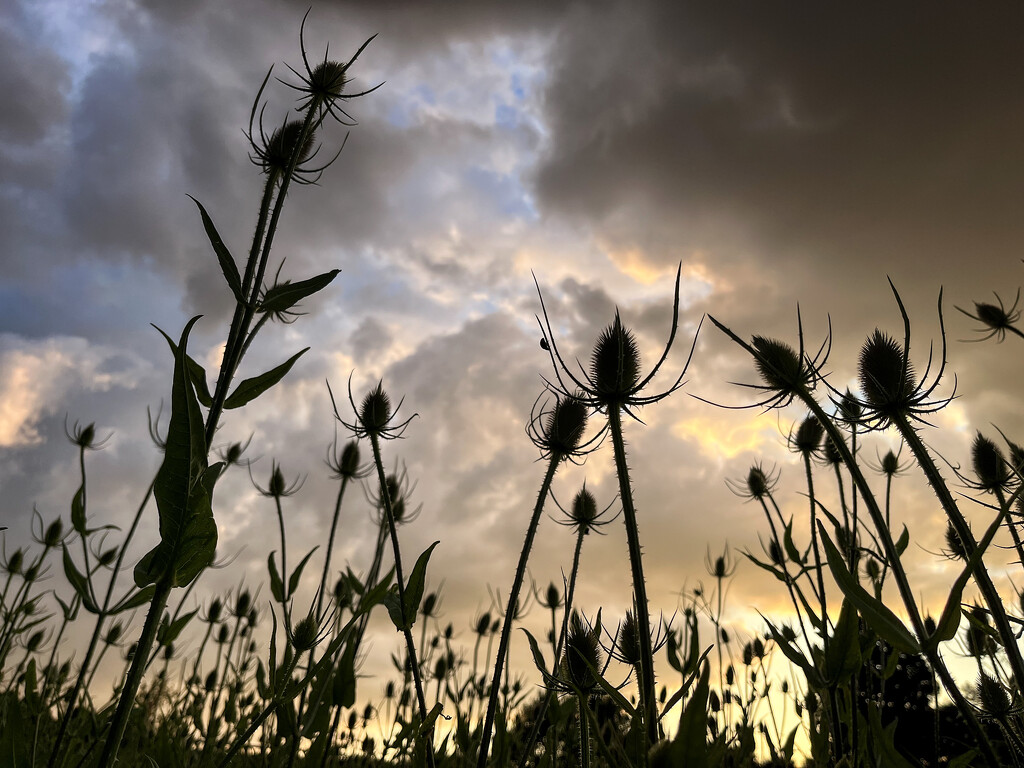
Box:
<box><xmin>3</xmin><ymin>0</ymin><xmax>1024</xmax><ymax>730</ymax></box>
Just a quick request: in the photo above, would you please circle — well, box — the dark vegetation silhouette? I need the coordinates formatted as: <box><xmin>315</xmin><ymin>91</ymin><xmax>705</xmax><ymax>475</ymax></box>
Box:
<box><xmin>2</xmin><ymin>13</ymin><xmax>1024</xmax><ymax>768</ymax></box>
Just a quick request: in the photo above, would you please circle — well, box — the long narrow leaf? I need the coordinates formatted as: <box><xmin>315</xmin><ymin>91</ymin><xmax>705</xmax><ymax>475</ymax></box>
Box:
<box><xmin>189</xmin><ymin>196</ymin><xmax>243</xmax><ymax>304</ymax></box>
<box><xmin>259</xmin><ymin>270</ymin><xmax>340</xmax><ymax>314</ymax></box>
<box><xmin>223</xmin><ymin>348</ymin><xmax>309</xmax><ymax>410</ymax></box>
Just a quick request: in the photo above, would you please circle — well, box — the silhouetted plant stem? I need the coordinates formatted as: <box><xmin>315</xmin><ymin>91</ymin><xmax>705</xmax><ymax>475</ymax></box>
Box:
<box><xmin>576</xmin><ymin>692</ymin><xmax>592</xmax><ymax>768</ymax></box>
<box><xmin>368</xmin><ymin>430</ymin><xmax>435</xmax><ymax>768</ymax></box>
<box><xmin>478</xmin><ymin>454</ymin><xmax>559</xmax><ymax>768</ymax></box>
<box><xmin>95</xmin><ymin>575</ymin><xmax>172</xmax><ymax>768</ymax></box>
<box><xmin>993</xmin><ymin>486</ymin><xmax>1024</xmax><ymax>570</ymax></box>
<box><xmin>893</xmin><ymin>413</ymin><xmax>1024</xmax><ymax>693</ymax></box>
<box><xmin>797</xmin><ymin>397</ymin><xmax>999</xmax><ymax>767</ymax></box>
<box><xmin>607</xmin><ymin>404</ymin><xmax>658</xmax><ymax>745</ymax></box>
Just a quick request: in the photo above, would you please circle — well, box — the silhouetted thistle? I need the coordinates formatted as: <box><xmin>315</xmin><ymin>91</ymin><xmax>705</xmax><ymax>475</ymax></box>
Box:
<box><xmin>281</xmin><ymin>11</ymin><xmax>382</xmax><ymax>125</ymax></box>
<box><xmin>957</xmin><ymin>288</ymin><xmax>1023</xmax><ymax>343</ymax></box>
<box><xmin>533</xmin><ymin>265</ymin><xmax>698</xmax><ymax>748</ymax></box>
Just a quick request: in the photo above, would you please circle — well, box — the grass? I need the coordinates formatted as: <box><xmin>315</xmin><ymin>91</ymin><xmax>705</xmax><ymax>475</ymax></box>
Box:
<box><xmin>3</xmin><ymin>13</ymin><xmax>1024</xmax><ymax>768</ymax></box>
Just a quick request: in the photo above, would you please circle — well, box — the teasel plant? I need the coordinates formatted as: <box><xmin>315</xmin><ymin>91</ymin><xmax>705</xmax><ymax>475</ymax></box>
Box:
<box><xmin>331</xmin><ymin>378</ymin><xmax>440</xmax><ymax>767</ymax></box>
<box><xmin>91</xmin><ymin>18</ymin><xmax>380</xmax><ymax>766</ymax></box>
<box><xmin>708</xmin><ymin>290</ymin><xmax>1016</xmax><ymax>767</ymax></box>
<box><xmin>535</xmin><ymin>264</ymin><xmax>701</xmax><ymax>748</ymax></box>
<box><xmin>476</xmin><ymin>391</ymin><xmax>594</xmax><ymax>767</ymax></box>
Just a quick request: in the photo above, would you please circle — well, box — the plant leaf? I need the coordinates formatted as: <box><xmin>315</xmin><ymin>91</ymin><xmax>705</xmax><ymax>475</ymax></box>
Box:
<box><xmin>62</xmin><ymin>545</ymin><xmax>98</xmax><ymax>614</ymax></box>
<box><xmin>190</xmin><ymin>196</ymin><xmax>243</xmax><ymax>304</ymax></box>
<box><xmin>402</xmin><ymin>541</ymin><xmax>440</xmax><ymax>628</ymax></box>
<box><xmin>71</xmin><ymin>486</ymin><xmax>86</xmax><ymax>535</ymax></box>
<box><xmin>818</xmin><ymin>522</ymin><xmax>920</xmax><ymax>654</ymax></box>
<box><xmin>223</xmin><ymin>348</ymin><xmax>309</xmax><ymax>410</ymax></box>
<box><xmin>111</xmin><ymin>584</ymin><xmax>157</xmax><ymax>614</ymax></box>
<box><xmin>288</xmin><ymin>547</ymin><xmax>319</xmax><ymax>598</ymax></box>
<box><xmin>259</xmin><ymin>270</ymin><xmax>340</xmax><ymax>314</ymax></box>
<box><xmin>153</xmin><ymin>324</ymin><xmax>214</xmax><ymax>408</ymax></box>
<box><xmin>927</xmin><ymin>502</ymin><xmax>1007</xmax><ymax>651</ymax></box>
<box><xmin>135</xmin><ymin>317</ymin><xmax>217</xmax><ymax>588</ymax></box>
<box><xmin>267</xmin><ymin>553</ymin><xmax>284</xmax><ymax>604</ymax></box>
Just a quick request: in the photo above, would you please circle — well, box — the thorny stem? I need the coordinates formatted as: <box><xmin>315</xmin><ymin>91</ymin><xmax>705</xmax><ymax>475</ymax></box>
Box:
<box><xmin>478</xmin><ymin>454</ymin><xmax>560</xmax><ymax>768</ymax></box>
<box><xmin>95</xmin><ymin>575</ymin><xmax>173</xmax><ymax>768</ymax></box>
<box><xmin>894</xmin><ymin>413</ymin><xmax>1024</xmax><ymax>694</ymax></box>
<box><xmin>607</xmin><ymin>404</ymin><xmax>658</xmax><ymax>746</ymax></box>
<box><xmin>796</xmin><ymin>394</ymin><xmax>1000</xmax><ymax>768</ymax></box>
<box><xmin>369</xmin><ymin>431</ymin><xmax>435</xmax><ymax>768</ymax></box>
<box><xmin>515</xmin><ymin>515</ymin><xmax>587</xmax><ymax>768</ymax></box>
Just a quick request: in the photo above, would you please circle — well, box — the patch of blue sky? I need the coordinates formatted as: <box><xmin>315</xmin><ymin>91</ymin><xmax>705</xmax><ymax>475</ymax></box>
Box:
<box><xmin>462</xmin><ymin>166</ymin><xmax>535</xmax><ymax>222</ymax></box>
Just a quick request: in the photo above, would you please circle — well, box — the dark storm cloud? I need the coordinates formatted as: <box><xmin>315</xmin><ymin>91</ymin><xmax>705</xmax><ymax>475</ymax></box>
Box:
<box><xmin>534</xmin><ymin>1</ymin><xmax>1024</xmax><ymax>316</ymax></box>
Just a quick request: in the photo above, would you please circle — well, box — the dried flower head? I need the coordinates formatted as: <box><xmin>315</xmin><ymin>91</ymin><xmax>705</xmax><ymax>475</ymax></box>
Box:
<box><xmin>536</xmin><ymin>264</ymin><xmax>700</xmax><ymax>418</ymax></box>
<box><xmin>956</xmin><ymin>288</ymin><xmax>1022</xmax><ymax>343</ymax></box>
<box><xmin>281</xmin><ymin>12</ymin><xmax>382</xmax><ymax>125</ymax></box>
<box><xmin>330</xmin><ymin>377</ymin><xmax>415</xmax><ymax>441</ymax></box>
<box><xmin>551</xmin><ymin>482</ymin><xmax>618</xmax><ymax>536</ymax></box>
<box><xmin>526</xmin><ymin>393</ymin><xmax>594</xmax><ymax>463</ymax></box>
<box><xmin>849</xmin><ymin>281</ymin><xmax>954</xmax><ymax>430</ymax></box>
<box><xmin>706</xmin><ymin>308</ymin><xmax>830</xmax><ymax>411</ymax></box>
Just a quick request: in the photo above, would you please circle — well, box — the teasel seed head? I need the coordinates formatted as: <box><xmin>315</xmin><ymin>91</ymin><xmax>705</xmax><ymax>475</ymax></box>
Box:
<box><xmin>945</xmin><ymin>522</ymin><xmax>969</xmax><ymax>561</ymax></box>
<box><xmin>858</xmin><ymin>330</ymin><xmax>916</xmax><ymax>418</ymax></box>
<box><xmin>971</xmin><ymin>433</ymin><xmax>1011</xmax><ymax>493</ymax></box>
<box><xmin>977</xmin><ymin>673</ymin><xmax>1012</xmax><ymax>719</ymax></box>
<box><xmin>752</xmin><ymin>336</ymin><xmax>804</xmax><ymax>394</ymax></box>
<box><xmin>791</xmin><ymin>414</ymin><xmax>824</xmax><ymax>457</ymax></box>
<box><xmin>561</xmin><ymin>612</ymin><xmax>602</xmax><ymax>692</ymax></box>
<box><xmin>359</xmin><ymin>383</ymin><xmax>392</xmax><ymax>436</ymax></box>
<box><xmin>591</xmin><ymin>313</ymin><xmax>641</xmax><ymax>404</ymax></box>
<box><xmin>543</xmin><ymin>396</ymin><xmax>588</xmax><ymax>458</ymax></box>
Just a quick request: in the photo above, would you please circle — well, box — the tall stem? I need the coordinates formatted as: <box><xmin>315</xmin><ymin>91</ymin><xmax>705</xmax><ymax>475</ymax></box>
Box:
<box><xmin>95</xmin><ymin>576</ymin><xmax>173</xmax><ymax>768</ymax></box>
<box><xmin>368</xmin><ymin>432</ymin><xmax>435</xmax><ymax>768</ymax></box>
<box><xmin>607</xmin><ymin>405</ymin><xmax>657</xmax><ymax>745</ymax></box>
<box><xmin>895</xmin><ymin>414</ymin><xmax>1024</xmax><ymax>693</ymax></box>
<box><xmin>477</xmin><ymin>455</ymin><xmax>559</xmax><ymax>768</ymax></box>
<box><xmin>797</xmin><ymin>394</ymin><xmax>999</xmax><ymax>767</ymax></box>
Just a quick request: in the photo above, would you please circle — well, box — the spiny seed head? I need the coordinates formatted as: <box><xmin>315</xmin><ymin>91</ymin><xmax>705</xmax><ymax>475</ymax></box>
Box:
<box><xmin>977</xmin><ymin>673</ymin><xmax>1012</xmax><ymax>718</ymax></box>
<box><xmin>542</xmin><ymin>397</ymin><xmax>588</xmax><ymax>457</ymax></box>
<box><xmin>858</xmin><ymin>330</ymin><xmax>916</xmax><ymax>416</ymax></box>
<box><xmin>474</xmin><ymin>612</ymin><xmax>491</xmax><ymax>636</ymax></box>
<box><xmin>27</xmin><ymin>629</ymin><xmax>44</xmax><ymax>652</ymax></box>
<box><xmin>208</xmin><ymin>599</ymin><xmax>223</xmax><ymax>623</ymax></box>
<box><xmin>865</xmin><ymin>559</ymin><xmax>881</xmax><ymax>582</ymax></box>
<box><xmin>269</xmin><ymin>466</ymin><xmax>287</xmax><ymax>497</ymax></box>
<box><xmin>709</xmin><ymin>689</ymin><xmax>721</xmax><ymax>713</ymax></box>
<box><xmin>562</xmin><ymin>613</ymin><xmax>601</xmax><ymax>691</ymax></box>
<box><xmin>746</xmin><ymin>466</ymin><xmax>770</xmax><ymax>499</ymax></box>
<box><xmin>291</xmin><ymin>616</ymin><xmax>319</xmax><ymax>652</ymax></box>
<box><xmin>881</xmin><ymin>450</ymin><xmax>900</xmax><ymax>476</ymax></box>
<box><xmin>590</xmin><ymin>315</ymin><xmax>641</xmax><ymax>402</ymax></box>
<box><xmin>24</xmin><ymin>564</ymin><xmax>39</xmax><ymax>582</ymax></box>
<box><xmin>616</xmin><ymin>611</ymin><xmax>641</xmax><ymax>667</ymax></box>
<box><xmin>570</xmin><ymin>487</ymin><xmax>598</xmax><ymax>533</ymax></box>
<box><xmin>768</xmin><ymin>540</ymin><xmax>784</xmax><ymax>566</ymax></box>
<box><xmin>99</xmin><ymin>547</ymin><xmax>118</xmax><ymax>568</ymax></box>
<box><xmin>217</xmin><ymin>625</ymin><xmax>230</xmax><ymax>644</ymax></box>
<box><xmin>359</xmin><ymin>384</ymin><xmax>392</xmax><ymax>436</ymax></box>
<box><xmin>205</xmin><ymin>670</ymin><xmax>218</xmax><ymax>692</ymax></box>
<box><xmin>712</xmin><ymin>555</ymin><xmax>728</xmax><ymax>579</ymax></box>
<box><xmin>43</xmin><ymin>519</ymin><xmax>64</xmax><ymax>548</ymax></box>
<box><xmin>972</xmin><ymin>433</ymin><xmax>1010</xmax><ymax>493</ymax></box>
<box><xmin>823</xmin><ymin>436</ymin><xmax>842</xmax><ymax>466</ymax></box>
<box><xmin>338</xmin><ymin>440</ymin><xmax>361</xmax><ymax>477</ymax></box>
<box><xmin>545</xmin><ymin>583</ymin><xmax>561</xmax><ymax>609</ymax></box>
<box><xmin>262</xmin><ymin>120</ymin><xmax>316</xmax><ymax>177</ymax></box>
<box><xmin>224</xmin><ymin>442</ymin><xmax>246</xmax><ymax>466</ymax></box>
<box><xmin>839</xmin><ymin>389</ymin><xmax>862</xmax><ymax>422</ymax></box>
<box><xmin>6</xmin><ymin>549</ymin><xmax>23</xmax><ymax>575</ymax></box>
<box><xmin>793</xmin><ymin>415</ymin><xmax>824</xmax><ymax>456</ymax></box>
<box><xmin>105</xmin><ymin>621</ymin><xmax>124</xmax><ymax>645</ymax></box>
<box><xmin>235</xmin><ymin>590</ymin><xmax>252</xmax><ymax>617</ymax></box>
<box><xmin>974</xmin><ymin>302</ymin><xmax>1013</xmax><ymax>332</ymax></box>
<box><xmin>422</xmin><ymin>592</ymin><xmax>438</xmax><ymax>617</ymax></box>
<box><xmin>310</xmin><ymin>60</ymin><xmax>350</xmax><ymax>100</ymax></box>
<box><xmin>945</xmin><ymin>523</ymin><xmax>968</xmax><ymax>560</ymax></box>
<box><xmin>751</xmin><ymin>336</ymin><xmax>803</xmax><ymax>393</ymax></box>
<box><xmin>70</xmin><ymin>422</ymin><xmax>97</xmax><ymax>449</ymax></box>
